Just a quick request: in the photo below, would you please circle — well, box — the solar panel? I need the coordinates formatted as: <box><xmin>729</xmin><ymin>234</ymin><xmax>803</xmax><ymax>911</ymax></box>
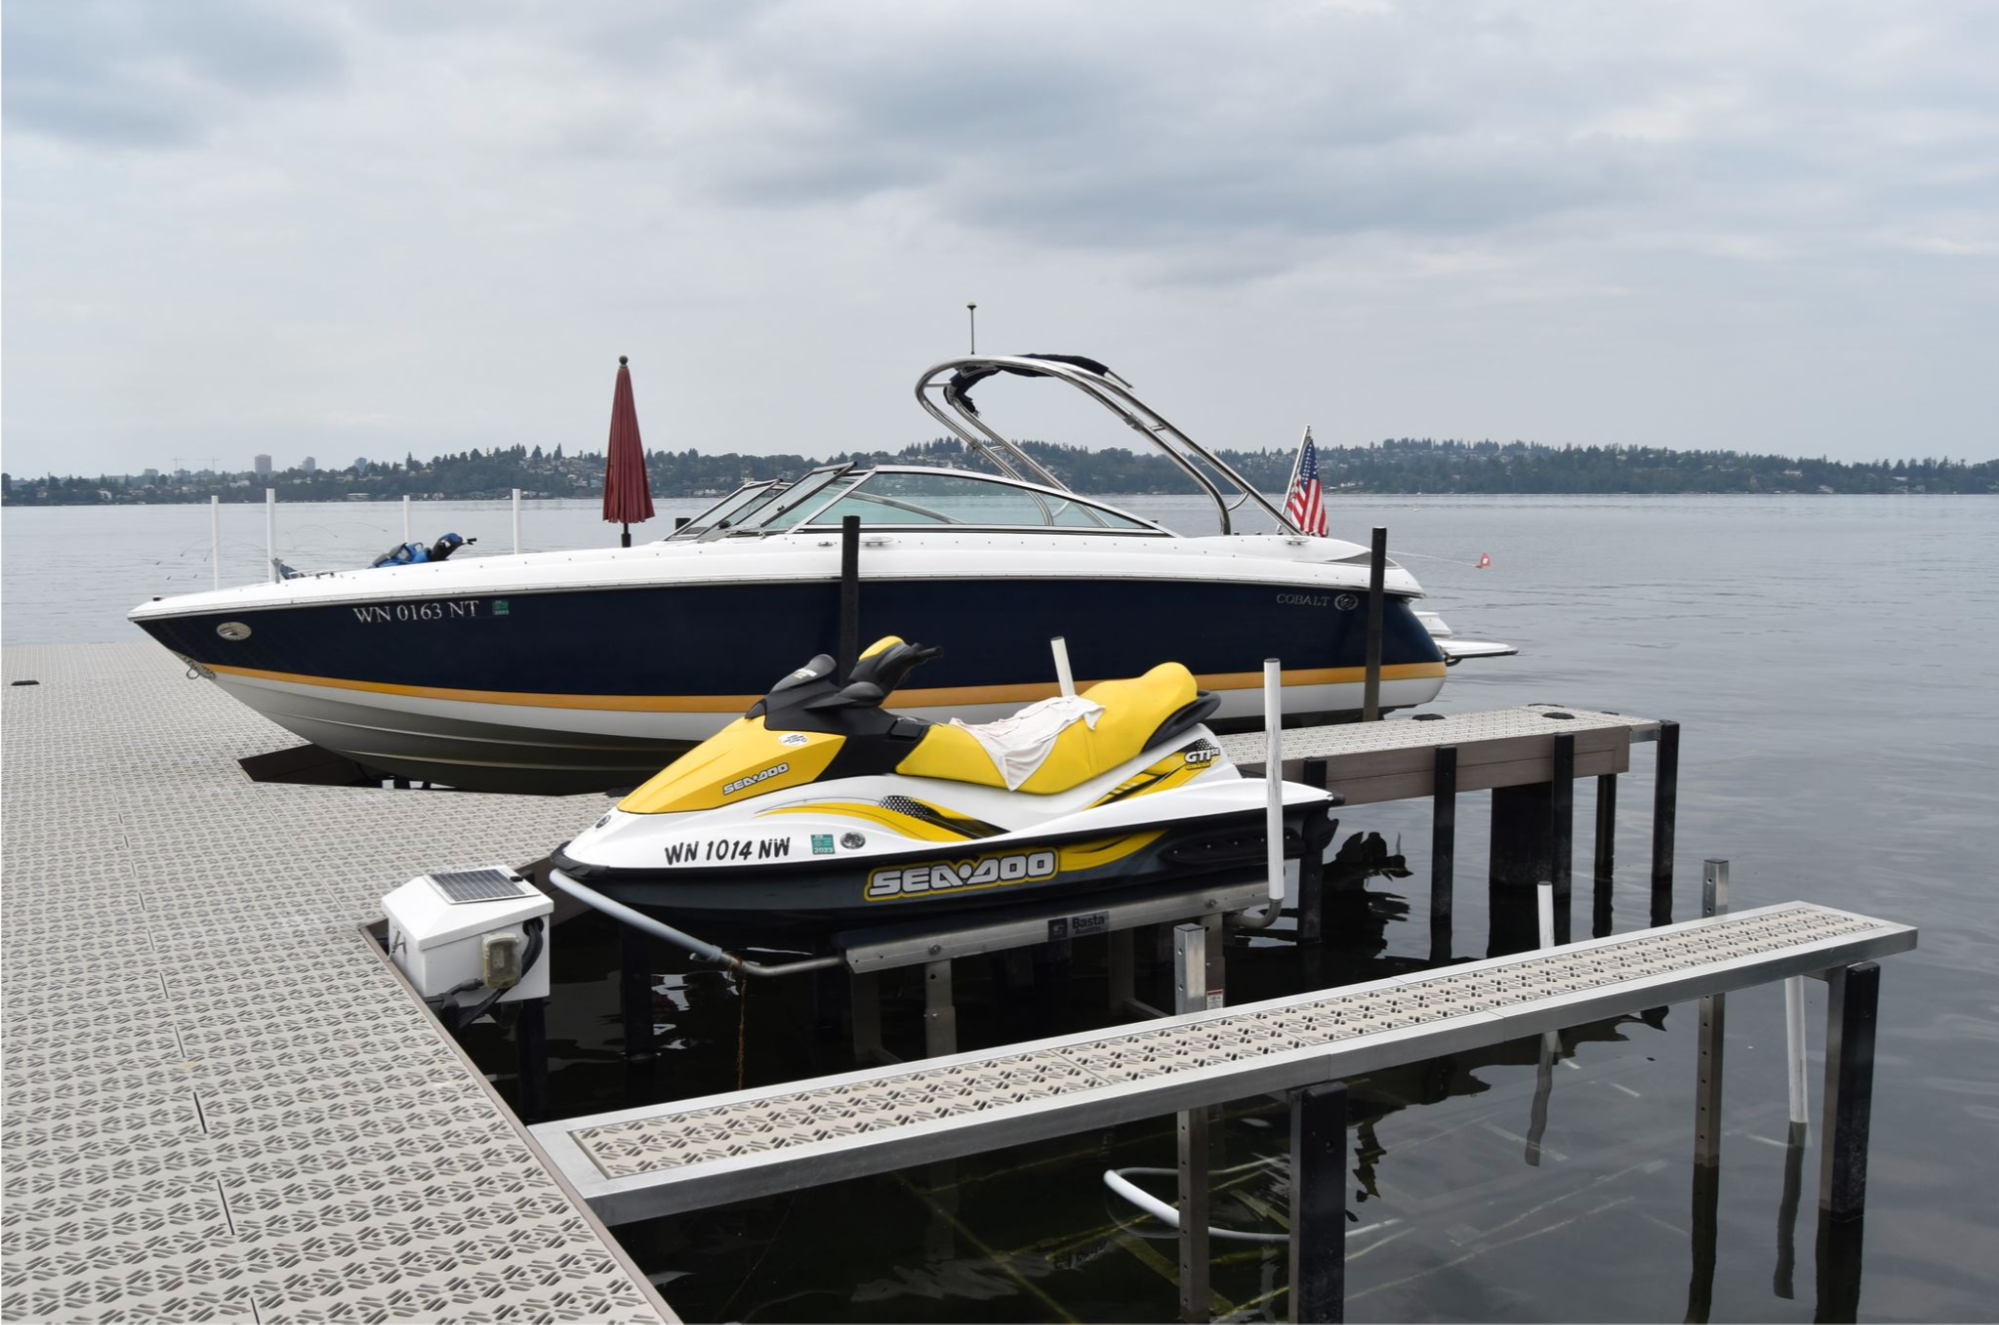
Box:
<box><xmin>428</xmin><ymin>868</ymin><xmax>531</xmax><ymax>904</ymax></box>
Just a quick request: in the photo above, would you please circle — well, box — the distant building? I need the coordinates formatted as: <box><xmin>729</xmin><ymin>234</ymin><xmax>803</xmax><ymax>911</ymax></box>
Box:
<box><xmin>354</xmin><ymin>456</ymin><xmax>369</xmax><ymax>471</ymax></box>
<box><xmin>143</xmin><ymin>468</ymin><xmax>159</xmax><ymax>481</ymax></box>
<box><xmin>254</xmin><ymin>454</ymin><xmax>272</xmax><ymax>478</ymax></box>
<box><xmin>301</xmin><ymin>457</ymin><xmax>318</xmax><ymax>474</ymax></box>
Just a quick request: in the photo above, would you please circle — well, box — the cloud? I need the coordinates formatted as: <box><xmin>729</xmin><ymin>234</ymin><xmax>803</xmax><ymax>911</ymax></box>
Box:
<box><xmin>2</xmin><ymin>0</ymin><xmax>346</xmax><ymax>147</ymax></box>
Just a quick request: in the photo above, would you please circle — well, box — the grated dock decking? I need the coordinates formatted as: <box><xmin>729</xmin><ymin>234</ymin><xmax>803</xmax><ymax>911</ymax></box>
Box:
<box><xmin>1</xmin><ymin>643</ymin><xmax>672</xmax><ymax>1324</ymax></box>
<box><xmin>535</xmin><ymin>902</ymin><xmax>1913</xmax><ymax>1225</ymax></box>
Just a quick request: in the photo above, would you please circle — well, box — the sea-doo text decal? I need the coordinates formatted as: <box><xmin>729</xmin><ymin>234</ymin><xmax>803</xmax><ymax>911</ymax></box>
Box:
<box><xmin>722</xmin><ymin>763</ymin><xmax>790</xmax><ymax>795</ymax></box>
<box><xmin>665</xmin><ymin>837</ymin><xmax>792</xmax><ymax>864</ymax></box>
<box><xmin>867</xmin><ymin>850</ymin><xmax>1057</xmax><ymax>901</ymax></box>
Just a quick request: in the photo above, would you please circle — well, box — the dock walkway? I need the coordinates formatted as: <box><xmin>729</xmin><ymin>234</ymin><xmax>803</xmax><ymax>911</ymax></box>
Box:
<box><xmin>534</xmin><ymin>901</ymin><xmax>1913</xmax><ymax>1226</ymax></box>
<box><xmin>1</xmin><ymin>642</ymin><xmax>671</xmax><ymax>1324</ymax></box>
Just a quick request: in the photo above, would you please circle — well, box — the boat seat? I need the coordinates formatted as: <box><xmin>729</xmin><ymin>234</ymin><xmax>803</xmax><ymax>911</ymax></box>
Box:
<box><xmin>897</xmin><ymin>662</ymin><xmax>1200</xmax><ymax>794</ymax></box>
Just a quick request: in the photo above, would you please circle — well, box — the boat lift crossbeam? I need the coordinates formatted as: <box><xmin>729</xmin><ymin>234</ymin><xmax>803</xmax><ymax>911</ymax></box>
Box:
<box><xmin>915</xmin><ymin>355</ymin><xmax>1306</xmax><ymax>537</ymax></box>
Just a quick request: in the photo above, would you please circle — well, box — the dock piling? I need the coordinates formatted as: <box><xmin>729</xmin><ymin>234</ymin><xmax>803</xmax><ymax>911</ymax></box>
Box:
<box><xmin>839</xmin><ymin>515</ymin><xmax>861</xmax><ymax>679</ymax></box>
<box><xmin>1431</xmin><ymin>744</ymin><xmax>1457</xmax><ymax>961</ymax></box>
<box><xmin>210</xmin><ymin>495</ymin><xmax>221</xmax><ymax>590</ymax></box>
<box><xmin>1551</xmin><ymin>732</ymin><xmax>1575</xmax><ymax>944</ymax></box>
<box><xmin>1651</xmin><ymin>720</ymin><xmax>1680</xmax><ymax>926</ymax></box>
<box><xmin>1592</xmin><ymin>772</ymin><xmax>1617</xmax><ymax>937</ymax></box>
<box><xmin>1362</xmin><ymin>527</ymin><xmax>1386</xmax><ymax>721</ymax></box>
<box><xmin>1288</xmin><ymin>1081</ymin><xmax>1349</xmax><ymax>1324</ymax></box>
<box><xmin>1295</xmin><ymin>758</ymin><xmax>1331</xmax><ymax>944</ymax></box>
<box><xmin>517</xmin><ymin>997</ymin><xmax>549</xmax><ymax>1123</ymax></box>
<box><xmin>512</xmin><ymin>487</ymin><xmax>523</xmax><ymax>555</ymax></box>
<box><xmin>619</xmin><ymin>926</ymin><xmax>656</xmax><ymax>1063</ymax></box>
<box><xmin>265</xmin><ymin>488</ymin><xmax>277</xmax><ymax>583</ymax></box>
<box><xmin>1174</xmin><ymin>922</ymin><xmax>1212</xmax><ymax>1322</ymax></box>
<box><xmin>1820</xmin><ymin>961</ymin><xmax>1880</xmax><ymax>1222</ymax></box>
<box><xmin>1694</xmin><ymin>860</ymin><xmax>1729</xmax><ymax>1169</ymax></box>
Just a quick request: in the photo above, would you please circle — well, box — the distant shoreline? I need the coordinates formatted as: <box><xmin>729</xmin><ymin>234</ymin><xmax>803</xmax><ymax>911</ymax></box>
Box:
<box><xmin>6</xmin><ymin>436</ymin><xmax>1992</xmax><ymax>504</ymax></box>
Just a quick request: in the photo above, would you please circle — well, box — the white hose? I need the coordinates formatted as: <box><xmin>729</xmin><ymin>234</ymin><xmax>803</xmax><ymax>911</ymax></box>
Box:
<box><xmin>1102</xmin><ymin>1167</ymin><xmax>1403</xmax><ymax>1244</ymax></box>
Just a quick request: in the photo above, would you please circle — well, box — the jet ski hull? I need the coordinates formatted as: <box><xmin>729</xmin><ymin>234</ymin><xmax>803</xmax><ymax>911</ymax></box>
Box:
<box><xmin>550</xmin><ymin>803</ymin><xmax>1320</xmax><ymax>933</ymax></box>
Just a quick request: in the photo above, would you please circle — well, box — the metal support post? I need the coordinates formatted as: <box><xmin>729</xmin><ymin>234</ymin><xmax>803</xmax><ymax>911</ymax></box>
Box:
<box><xmin>619</xmin><ymin>925</ymin><xmax>655</xmax><ymax>1063</ymax></box>
<box><xmin>1651</xmin><ymin>720</ymin><xmax>1680</xmax><ymax>926</ymax></box>
<box><xmin>1361</xmin><ymin>527</ymin><xmax>1386</xmax><ymax>722</ymax></box>
<box><xmin>922</xmin><ymin>959</ymin><xmax>957</xmax><ymax>1059</ymax></box>
<box><xmin>1431</xmin><ymin>745</ymin><xmax>1457</xmax><ymax>962</ymax></box>
<box><xmin>1174</xmin><ymin>922</ymin><xmax>1211</xmax><ymax>1322</ymax></box>
<box><xmin>516</xmin><ymin>998</ymin><xmax>549</xmax><ymax>1123</ymax></box>
<box><xmin>264</xmin><ymin>488</ymin><xmax>277</xmax><ymax>583</ymax></box>
<box><xmin>1786</xmin><ymin>975</ymin><xmax>1811</xmax><ymax>1132</ymax></box>
<box><xmin>852</xmin><ymin>970</ymin><xmax>889</xmax><ymax>1065</ymax></box>
<box><xmin>1592</xmin><ymin>772</ymin><xmax>1617</xmax><ymax>938</ymax></box>
<box><xmin>209</xmin><ymin>495</ymin><xmax>221</xmax><ymax>590</ymax></box>
<box><xmin>1489</xmin><ymin>782</ymin><xmax>1553</xmax><ymax>956</ymax></box>
<box><xmin>1295</xmin><ymin>759</ymin><xmax>1330</xmax><ymax>944</ymax></box>
<box><xmin>1550</xmin><ymin>732</ymin><xmax>1574</xmax><ymax>945</ymax></box>
<box><xmin>511</xmin><ymin>488</ymin><xmax>523</xmax><ymax>555</ymax></box>
<box><xmin>1109</xmin><ymin>929</ymin><xmax>1136</xmax><ymax>1011</ymax></box>
<box><xmin>402</xmin><ymin>492</ymin><xmax>411</xmax><ymax>543</ymax></box>
<box><xmin>1288</xmin><ymin>1081</ymin><xmax>1349</xmax><ymax>1324</ymax></box>
<box><xmin>1819</xmin><ymin>961</ymin><xmax>1880</xmax><ymax>1222</ymax></box>
<box><xmin>1694</xmin><ymin>860</ymin><xmax>1729</xmax><ymax>1167</ymax></box>
<box><xmin>838</xmin><ymin>514</ymin><xmax>862</xmax><ymax>680</ymax></box>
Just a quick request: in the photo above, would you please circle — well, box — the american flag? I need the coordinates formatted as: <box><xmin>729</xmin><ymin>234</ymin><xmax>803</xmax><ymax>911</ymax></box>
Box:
<box><xmin>1285</xmin><ymin>428</ymin><xmax>1327</xmax><ymax>536</ymax></box>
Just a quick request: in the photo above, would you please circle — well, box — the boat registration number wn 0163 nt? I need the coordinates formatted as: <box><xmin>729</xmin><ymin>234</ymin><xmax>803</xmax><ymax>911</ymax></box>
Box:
<box><xmin>867</xmin><ymin>850</ymin><xmax>1058</xmax><ymax>901</ymax></box>
<box><xmin>350</xmin><ymin>601</ymin><xmax>480</xmax><ymax>624</ymax></box>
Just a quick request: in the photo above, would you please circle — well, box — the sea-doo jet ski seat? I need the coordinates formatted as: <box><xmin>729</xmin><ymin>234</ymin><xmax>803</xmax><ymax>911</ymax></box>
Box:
<box><xmin>898</xmin><ymin>662</ymin><xmax>1201</xmax><ymax>794</ymax></box>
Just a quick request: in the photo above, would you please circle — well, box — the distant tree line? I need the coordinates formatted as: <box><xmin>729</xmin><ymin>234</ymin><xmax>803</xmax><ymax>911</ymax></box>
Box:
<box><xmin>4</xmin><ymin>436</ymin><xmax>1993</xmax><ymax>505</ymax></box>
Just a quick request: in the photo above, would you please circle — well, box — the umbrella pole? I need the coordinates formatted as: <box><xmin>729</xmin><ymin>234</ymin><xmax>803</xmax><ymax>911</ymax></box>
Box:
<box><xmin>621</xmin><ymin>522</ymin><xmax>631</xmax><ymax>549</ymax></box>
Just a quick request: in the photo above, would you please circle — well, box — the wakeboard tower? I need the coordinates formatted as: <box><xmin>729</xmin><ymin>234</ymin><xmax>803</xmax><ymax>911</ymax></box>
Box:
<box><xmin>549</xmin><ymin>636</ymin><xmax>1339</xmax><ymax>935</ymax></box>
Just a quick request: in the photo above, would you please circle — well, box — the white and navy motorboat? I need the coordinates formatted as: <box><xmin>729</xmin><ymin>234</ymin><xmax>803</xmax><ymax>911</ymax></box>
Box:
<box><xmin>130</xmin><ymin>354</ymin><xmax>1512</xmax><ymax>792</ymax></box>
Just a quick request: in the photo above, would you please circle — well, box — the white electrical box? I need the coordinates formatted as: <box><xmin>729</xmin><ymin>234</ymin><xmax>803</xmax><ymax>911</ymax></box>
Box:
<box><xmin>382</xmin><ymin>867</ymin><xmax>553</xmax><ymax>1007</ymax></box>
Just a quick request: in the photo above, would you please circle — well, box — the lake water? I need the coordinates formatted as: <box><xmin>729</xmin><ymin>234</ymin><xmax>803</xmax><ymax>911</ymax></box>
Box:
<box><xmin>4</xmin><ymin>494</ymin><xmax>1996</xmax><ymax>1321</ymax></box>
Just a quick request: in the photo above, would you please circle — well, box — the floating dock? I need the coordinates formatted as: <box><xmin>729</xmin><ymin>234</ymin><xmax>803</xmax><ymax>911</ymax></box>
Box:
<box><xmin>2</xmin><ymin>640</ymin><xmax>1917</xmax><ymax>1324</ymax></box>
<box><xmin>0</xmin><ymin>643</ymin><xmax>671</xmax><ymax>1323</ymax></box>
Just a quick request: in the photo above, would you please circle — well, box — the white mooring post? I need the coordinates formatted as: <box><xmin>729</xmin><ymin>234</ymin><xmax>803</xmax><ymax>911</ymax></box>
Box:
<box><xmin>210</xmin><ymin>495</ymin><xmax>221</xmax><ymax>590</ymax></box>
<box><xmin>512</xmin><ymin>488</ymin><xmax>523</xmax><ymax>554</ymax></box>
<box><xmin>1786</xmin><ymin>974</ymin><xmax>1810</xmax><ymax>1132</ymax></box>
<box><xmin>1263</xmin><ymin>659</ymin><xmax>1284</xmax><ymax>910</ymax></box>
<box><xmin>264</xmin><ymin>488</ymin><xmax>277</xmax><ymax>583</ymax></box>
<box><xmin>1051</xmin><ymin>636</ymin><xmax>1076</xmax><ymax>700</ymax></box>
<box><xmin>403</xmin><ymin>493</ymin><xmax>412</xmax><ymax>544</ymax></box>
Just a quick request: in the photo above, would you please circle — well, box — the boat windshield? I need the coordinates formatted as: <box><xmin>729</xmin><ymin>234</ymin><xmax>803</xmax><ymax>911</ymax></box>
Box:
<box><xmin>726</xmin><ymin>466</ymin><xmax>858</xmax><ymax>534</ymax></box>
<box><xmin>667</xmin><ymin>481</ymin><xmax>788</xmax><ymax>539</ymax></box>
<box><xmin>793</xmin><ymin>469</ymin><xmax>1163</xmax><ymax>533</ymax></box>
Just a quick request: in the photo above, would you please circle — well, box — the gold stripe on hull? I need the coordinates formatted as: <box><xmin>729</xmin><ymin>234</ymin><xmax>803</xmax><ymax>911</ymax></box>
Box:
<box><xmin>206</xmin><ymin>661</ymin><xmax>1450</xmax><ymax>715</ymax></box>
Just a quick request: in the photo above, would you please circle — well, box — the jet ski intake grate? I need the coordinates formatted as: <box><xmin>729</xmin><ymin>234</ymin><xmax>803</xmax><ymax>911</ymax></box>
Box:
<box><xmin>429</xmin><ymin>867</ymin><xmax>533</xmax><ymax>903</ymax></box>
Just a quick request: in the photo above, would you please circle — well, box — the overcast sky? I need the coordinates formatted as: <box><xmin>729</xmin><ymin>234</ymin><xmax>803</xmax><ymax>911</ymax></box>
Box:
<box><xmin>4</xmin><ymin>0</ymin><xmax>1994</xmax><ymax>476</ymax></box>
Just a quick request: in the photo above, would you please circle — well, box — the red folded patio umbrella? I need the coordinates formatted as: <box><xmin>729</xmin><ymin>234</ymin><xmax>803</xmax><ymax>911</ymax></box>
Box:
<box><xmin>602</xmin><ymin>355</ymin><xmax>655</xmax><ymax>547</ymax></box>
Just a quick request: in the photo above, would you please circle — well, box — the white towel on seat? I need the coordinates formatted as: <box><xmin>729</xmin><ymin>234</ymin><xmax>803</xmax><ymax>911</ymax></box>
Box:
<box><xmin>951</xmin><ymin>695</ymin><xmax>1105</xmax><ymax>791</ymax></box>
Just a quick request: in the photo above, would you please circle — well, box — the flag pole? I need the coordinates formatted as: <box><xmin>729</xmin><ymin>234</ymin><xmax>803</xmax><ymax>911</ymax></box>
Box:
<box><xmin>1282</xmin><ymin>425</ymin><xmax>1311</xmax><ymax>534</ymax></box>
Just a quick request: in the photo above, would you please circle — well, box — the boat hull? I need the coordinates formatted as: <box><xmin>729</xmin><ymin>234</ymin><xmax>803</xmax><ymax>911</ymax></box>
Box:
<box><xmin>140</xmin><ymin>574</ymin><xmax>1447</xmax><ymax>792</ymax></box>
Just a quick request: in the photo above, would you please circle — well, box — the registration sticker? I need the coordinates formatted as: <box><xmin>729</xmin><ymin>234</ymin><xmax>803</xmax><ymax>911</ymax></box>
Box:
<box><xmin>812</xmin><ymin>834</ymin><xmax>835</xmax><ymax>855</ymax></box>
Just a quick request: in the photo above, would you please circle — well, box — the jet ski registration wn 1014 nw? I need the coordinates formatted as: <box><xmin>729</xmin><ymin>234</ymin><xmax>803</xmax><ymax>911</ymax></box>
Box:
<box><xmin>548</xmin><ymin>637</ymin><xmax>1338</xmax><ymax>933</ymax></box>
<box><xmin>130</xmin><ymin>353</ymin><xmax>1511</xmax><ymax>793</ymax></box>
